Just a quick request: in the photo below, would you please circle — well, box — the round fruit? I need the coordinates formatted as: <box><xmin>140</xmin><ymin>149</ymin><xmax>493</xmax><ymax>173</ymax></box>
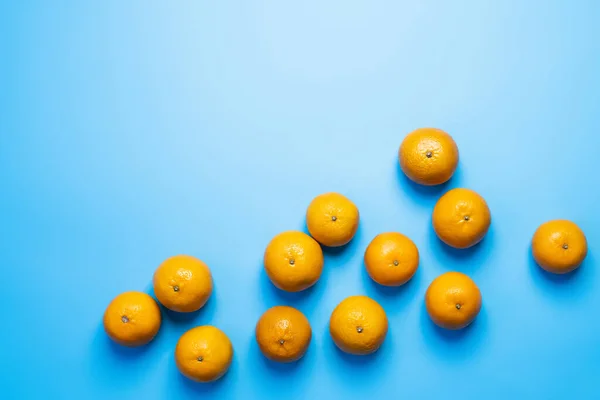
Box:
<box><xmin>364</xmin><ymin>232</ymin><xmax>419</xmax><ymax>286</ymax></box>
<box><xmin>175</xmin><ymin>326</ymin><xmax>234</xmax><ymax>383</ymax></box>
<box><xmin>103</xmin><ymin>291</ymin><xmax>161</xmax><ymax>347</ymax></box>
<box><xmin>329</xmin><ymin>295</ymin><xmax>388</xmax><ymax>355</ymax></box>
<box><xmin>306</xmin><ymin>192</ymin><xmax>359</xmax><ymax>247</ymax></box>
<box><xmin>532</xmin><ymin>219</ymin><xmax>587</xmax><ymax>274</ymax></box>
<box><xmin>264</xmin><ymin>231</ymin><xmax>324</xmax><ymax>292</ymax></box>
<box><xmin>153</xmin><ymin>255</ymin><xmax>213</xmax><ymax>313</ymax></box>
<box><xmin>255</xmin><ymin>306</ymin><xmax>312</xmax><ymax>363</ymax></box>
<box><xmin>432</xmin><ymin>188</ymin><xmax>491</xmax><ymax>249</ymax></box>
<box><xmin>425</xmin><ymin>272</ymin><xmax>482</xmax><ymax>330</ymax></box>
<box><xmin>399</xmin><ymin>127</ymin><xmax>459</xmax><ymax>185</ymax></box>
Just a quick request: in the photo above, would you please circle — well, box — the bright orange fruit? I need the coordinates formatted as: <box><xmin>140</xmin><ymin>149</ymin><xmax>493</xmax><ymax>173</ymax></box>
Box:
<box><xmin>532</xmin><ymin>219</ymin><xmax>587</xmax><ymax>274</ymax></box>
<box><xmin>255</xmin><ymin>306</ymin><xmax>312</xmax><ymax>363</ymax></box>
<box><xmin>432</xmin><ymin>188</ymin><xmax>491</xmax><ymax>249</ymax></box>
<box><xmin>306</xmin><ymin>192</ymin><xmax>359</xmax><ymax>247</ymax></box>
<box><xmin>329</xmin><ymin>295</ymin><xmax>388</xmax><ymax>355</ymax></box>
<box><xmin>153</xmin><ymin>255</ymin><xmax>213</xmax><ymax>313</ymax></box>
<box><xmin>175</xmin><ymin>326</ymin><xmax>233</xmax><ymax>383</ymax></box>
<box><xmin>264</xmin><ymin>231</ymin><xmax>324</xmax><ymax>292</ymax></box>
<box><xmin>364</xmin><ymin>232</ymin><xmax>419</xmax><ymax>286</ymax></box>
<box><xmin>425</xmin><ymin>272</ymin><xmax>482</xmax><ymax>330</ymax></box>
<box><xmin>399</xmin><ymin>128</ymin><xmax>459</xmax><ymax>185</ymax></box>
<box><xmin>103</xmin><ymin>291</ymin><xmax>161</xmax><ymax>347</ymax></box>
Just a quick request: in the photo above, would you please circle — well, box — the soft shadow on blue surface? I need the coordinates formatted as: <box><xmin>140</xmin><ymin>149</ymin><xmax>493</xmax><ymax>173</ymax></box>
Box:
<box><xmin>531</xmin><ymin>259</ymin><xmax>583</xmax><ymax>284</ymax></box>
<box><xmin>300</xmin><ymin>211</ymin><xmax>364</xmax><ymax>259</ymax></box>
<box><xmin>259</xmin><ymin>264</ymin><xmax>326</xmax><ymax>312</ymax></box>
<box><xmin>172</xmin><ymin>349</ymin><xmax>237</xmax><ymax>397</ymax></box>
<box><xmin>420</xmin><ymin>302</ymin><xmax>488</xmax><ymax>362</ymax></box>
<box><xmin>162</xmin><ymin>296</ymin><xmax>218</xmax><ymax>325</ymax></box>
<box><xmin>320</xmin><ymin>221</ymin><xmax>364</xmax><ymax>259</ymax></box>
<box><xmin>361</xmin><ymin>261</ymin><xmax>421</xmax><ymax>315</ymax></box>
<box><xmin>88</xmin><ymin>322</ymin><xmax>167</xmax><ymax>390</ymax></box>
<box><xmin>528</xmin><ymin>247</ymin><xmax>594</xmax><ymax>303</ymax></box>
<box><xmin>330</xmin><ymin>339</ymin><xmax>386</xmax><ymax>366</ymax></box>
<box><xmin>254</xmin><ymin>338</ymin><xmax>310</xmax><ymax>372</ymax></box>
<box><xmin>428</xmin><ymin>223</ymin><xmax>496</xmax><ymax>273</ymax></box>
<box><xmin>144</xmin><ymin>281</ymin><xmax>218</xmax><ymax>325</ymax></box>
<box><xmin>247</xmin><ymin>336</ymin><xmax>315</xmax><ymax>394</ymax></box>
<box><xmin>324</xmin><ymin>326</ymin><xmax>394</xmax><ymax>388</ymax></box>
<box><xmin>395</xmin><ymin>161</ymin><xmax>462</xmax><ymax>204</ymax></box>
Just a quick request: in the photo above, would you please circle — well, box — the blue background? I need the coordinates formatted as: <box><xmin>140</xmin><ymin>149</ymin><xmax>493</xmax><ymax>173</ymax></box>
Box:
<box><xmin>1</xmin><ymin>1</ymin><xmax>599</xmax><ymax>399</ymax></box>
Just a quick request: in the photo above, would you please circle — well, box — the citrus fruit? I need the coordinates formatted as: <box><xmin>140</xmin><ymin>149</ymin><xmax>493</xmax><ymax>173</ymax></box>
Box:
<box><xmin>264</xmin><ymin>231</ymin><xmax>324</xmax><ymax>292</ymax></box>
<box><xmin>103</xmin><ymin>291</ymin><xmax>161</xmax><ymax>347</ymax></box>
<box><xmin>425</xmin><ymin>272</ymin><xmax>482</xmax><ymax>330</ymax></box>
<box><xmin>306</xmin><ymin>192</ymin><xmax>359</xmax><ymax>247</ymax></box>
<box><xmin>175</xmin><ymin>326</ymin><xmax>234</xmax><ymax>383</ymax></box>
<box><xmin>255</xmin><ymin>306</ymin><xmax>312</xmax><ymax>363</ymax></box>
<box><xmin>399</xmin><ymin>127</ymin><xmax>459</xmax><ymax>185</ymax></box>
<box><xmin>532</xmin><ymin>219</ymin><xmax>587</xmax><ymax>274</ymax></box>
<box><xmin>153</xmin><ymin>255</ymin><xmax>213</xmax><ymax>313</ymax></box>
<box><xmin>329</xmin><ymin>295</ymin><xmax>388</xmax><ymax>355</ymax></box>
<box><xmin>432</xmin><ymin>188</ymin><xmax>491</xmax><ymax>249</ymax></box>
<box><xmin>364</xmin><ymin>232</ymin><xmax>419</xmax><ymax>286</ymax></box>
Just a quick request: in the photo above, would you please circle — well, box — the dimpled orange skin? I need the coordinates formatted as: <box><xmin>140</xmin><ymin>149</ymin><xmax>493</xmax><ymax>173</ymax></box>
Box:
<box><xmin>255</xmin><ymin>306</ymin><xmax>312</xmax><ymax>363</ymax></box>
<box><xmin>432</xmin><ymin>188</ymin><xmax>491</xmax><ymax>249</ymax></box>
<box><xmin>329</xmin><ymin>295</ymin><xmax>388</xmax><ymax>355</ymax></box>
<box><xmin>103</xmin><ymin>291</ymin><xmax>161</xmax><ymax>347</ymax></box>
<box><xmin>306</xmin><ymin>192</ymin><xmax>359</xmax><ymax>247</ymax></box>
<box><xmin>153</xmin><ymin>255</ymin><xmax>213</xmax><ymax>313</ymax></box>
<box><xmin>364</xmin><ymin>232</ymin><xmax>419</xmax><ymax>286</ymax></box>
<box><xmin>175</xmin><ymin>326</ymin><xmax>233</xmax><ymax>383</ymax></box>
<box><xmin>532</xmin><ymin>220</ymin><xmax>588</xmax><ymax>274</ymax></box>
<box><xmin>264</xmin><ymin>231</ymin><xmax>324</xmax><ymax>292</ymax></box>
<box><xmin>425</xmin><ymin>272</ymin><xmax>482</xmax><ymax>330</ymax></box>
<box><xmin>399</xmin><ymin>128</ymin><xmax>459</xmax><ymax>186</ymax></box>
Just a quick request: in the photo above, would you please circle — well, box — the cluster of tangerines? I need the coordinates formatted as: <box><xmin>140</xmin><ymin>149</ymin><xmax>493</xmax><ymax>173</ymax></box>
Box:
<box><xmin>103</xmin><ymin>128</ymin><xmax>588</xmax><ymax>383</ymax></box>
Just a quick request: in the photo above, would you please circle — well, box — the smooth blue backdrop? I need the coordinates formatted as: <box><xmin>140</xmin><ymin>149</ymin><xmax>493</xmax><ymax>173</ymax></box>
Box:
<box><xmin>1</xmin><ymin>1</ymin><xmax>599</xmax><ymax>399</ymax></box>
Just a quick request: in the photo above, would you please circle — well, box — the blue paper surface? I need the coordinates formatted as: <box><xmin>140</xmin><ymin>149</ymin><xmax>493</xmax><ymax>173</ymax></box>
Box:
<box><xmin>1</xmin><ymin>1</ymin><xmax>599</xmax><ymax>399</ymax></box>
